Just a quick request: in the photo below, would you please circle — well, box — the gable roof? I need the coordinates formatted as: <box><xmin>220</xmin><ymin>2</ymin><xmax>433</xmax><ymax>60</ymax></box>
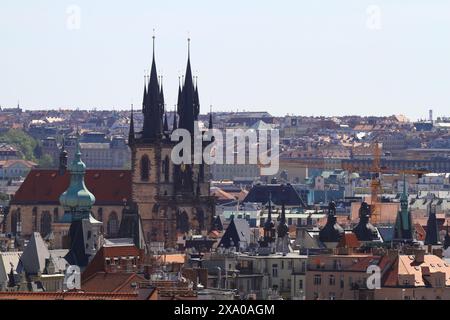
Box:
<box><xmin>18</xmin><ymin>232</ymin><xmax>50</xmax><ymax>275</ymax></box>
<box><xmin>11</xmin><ymin>169</ymin><xmax>132</xmax><ymax>205</ymax></box>
<box><xmin>218</xmin><ymin>218</ymin><xmax>251</xmax><ymax>249</ymax></box>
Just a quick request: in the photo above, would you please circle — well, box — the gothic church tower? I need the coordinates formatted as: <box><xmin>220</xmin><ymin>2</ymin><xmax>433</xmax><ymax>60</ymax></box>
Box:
<box><xmin>128</xmin><ymin>37</ymin><xmax>215</xmax><ymax>248</ymax></box>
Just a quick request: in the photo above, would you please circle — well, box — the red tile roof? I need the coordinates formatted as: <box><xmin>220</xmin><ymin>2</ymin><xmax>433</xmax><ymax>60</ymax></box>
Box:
<box><xmin>11</xmin><ymin>169</ymin><xmax>132</xmax><ymax>205</ymax></box>
<box><xmin>337</xmin><ymin>233</ymin><xmax>360</xmax><ymax>249</ymax></box>
<box><xmin>82</xmin><ymin>245</ymin><xmax>143</xmax><ymax>281</ymax></box>
<box><xmin>82</xmin><ymin>272</ymin><xmax>147</xmax><ymax>293</ymax></box>
<box><xmin>0</xmin><ymin>291</ymin><xmax>139</xmax><ymax>300</ymax></box>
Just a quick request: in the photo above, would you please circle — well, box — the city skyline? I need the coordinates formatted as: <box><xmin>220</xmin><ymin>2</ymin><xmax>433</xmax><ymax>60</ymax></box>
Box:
<box><xmin>1</xmin><ymin>0</ymin><xmax>450</xmax><ymax>120</ymax></box>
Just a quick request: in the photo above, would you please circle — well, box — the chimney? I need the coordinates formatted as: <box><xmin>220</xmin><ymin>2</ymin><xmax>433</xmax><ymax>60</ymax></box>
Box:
<box><xmin>414</xmin><ymin>249</ymin><xmax>425</xmax><ymax>264</ymax></box>
<box><xmin>433</xmin><ymin>248</ymin><xmax>443</xmax><ymax>259</ymax></box>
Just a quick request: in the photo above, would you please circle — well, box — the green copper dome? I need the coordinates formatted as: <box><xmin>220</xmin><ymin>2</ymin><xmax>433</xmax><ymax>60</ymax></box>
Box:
<box><xmin>59</xmin><ymin>139</ymin><xmax>96</xmax><ymax>215</ymax></box>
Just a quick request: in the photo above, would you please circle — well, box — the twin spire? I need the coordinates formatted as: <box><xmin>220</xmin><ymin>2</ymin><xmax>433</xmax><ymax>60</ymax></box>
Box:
<box><xmin>141</xmin><ymin>35</ymin><xmax>165</xmax><ymax>140</ymax></box>
<box><xmin>130</xmin><ymin>36</ymin><xmax>206</xmax><ymax>144</ymax></box>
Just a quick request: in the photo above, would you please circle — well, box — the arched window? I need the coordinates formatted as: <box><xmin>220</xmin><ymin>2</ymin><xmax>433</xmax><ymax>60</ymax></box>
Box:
<box><xmin>11</xmin><ymin>210</ymin><xmax>18</xmax><ymax>235</ymax></box>
<box><xmin>32</xmin><ymin>207</ymin><xmax>38</xmax><ymax>232</ymax></box>
<box><xmin>53</xmin><ymin>208</ymin><xmax>59</xmax><ymax>223</ymax></box>
<box><xmin>40</xmin><ymin>211</ymin><xmax>52</xmax><ymax>237</ymax></box>
<box><xmin>164</xmin><ymin>156</ymin><xmax>170</xmax><ymax>182</ymax></box>
<box><xmin>140</xmin><ymin>155</ymin><xmax>150</xmax><ymax>181</ymax></box>
<box><xmin>107</xmin><ymin>212</ymin><xmax>119</xmax><ymax>237</ymax></box>
<box><xmin>176</xmin><ymin>210</ymin><xmax>190</xmax><ymax>233</ymax></box>
<box><xmin>196</xmin><ymin>208</ymin><xmax>205</xmax><ymax>231</ymax></box>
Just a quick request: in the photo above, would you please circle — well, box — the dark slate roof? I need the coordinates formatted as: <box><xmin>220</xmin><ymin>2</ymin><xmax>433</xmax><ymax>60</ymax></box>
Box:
<box><xmin>17</xmin><ymin>233</ymin><xmax>50</xmax><ymax>275</ymax></box>
<box><xmin>377</xmin><ymin>226</ymin><xmax>394</xmax><ymax>242</ymax></box>
<box><xmin>65</xmin><ymin>221</ymin><xmax>90</xmax><ymax>269</ymax></box>
<box><xmin>218</xmin><ymin>218</ymin><xmax>251</xmax><ymax>249</ymax></box>
<box><xmin>243</xmin><ymin>184</ymin><xmax>306</xmax><ymax>207</ymax></box>
<box><xmin>11</xmin><ymin>169</ymin><xmax>132</xmax><ymax>206</ymax></box>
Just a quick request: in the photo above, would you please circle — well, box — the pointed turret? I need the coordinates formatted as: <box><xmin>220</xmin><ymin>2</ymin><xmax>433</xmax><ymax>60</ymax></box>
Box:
<box><xmin>393</xmin><ymin>175</ymin><xmax>413</xmax><ymax>242</ymax></box>
<box><xmin>263</xmin><ymin>193</ymin><xmax>276</xmax><ymax>243</ymax></box>
<box><xmin>178</xmin><ymin>38</ymin><xmax>199</xmax><ymax>135</ymax></box>
<box><xmin>142</xmin><ymin>35</ymin><xmax>164</xmax><ymax>140</ymax></box>
<box><xmin>59</xmin><ymin>137</ymin><xmax>68</xmax><ymax>176</ymax></box>
<box><xmin>425</xmin><ymin>204</ymin><xmax>440</xmax><ymax>245</ymax></box>
<box><xmin>194</xmin><ymin>76</ymin><xmax>200</xmax><ymax>121</ymax></box>
<box><xmin>209</xmin><ymin>106</ymin><xmax>214</xmax><ymax>130</ymax></box>
<box><xmin>128</xmin><ymin>105</ymin><xmax>135</xmax><ymax>146</ymax></box>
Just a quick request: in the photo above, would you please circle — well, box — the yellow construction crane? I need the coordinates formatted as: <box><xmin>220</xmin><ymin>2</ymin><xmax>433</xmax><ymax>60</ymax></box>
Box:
<box><xmin>289</xmin><ymin>142</ymin><xmax>430</xmax><ymax>224</ymax></box>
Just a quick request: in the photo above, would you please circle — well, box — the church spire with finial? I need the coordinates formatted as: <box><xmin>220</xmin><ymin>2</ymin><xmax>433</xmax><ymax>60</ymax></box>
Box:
<box><xmin>177</xmin><ymin>37</ymin><xmax>199</xmax><ymax>135</ymax></box>
<box><xmin>142</xmin><ymin>30</ymin><xmax>164</xmax><ymax>140</ymax></box>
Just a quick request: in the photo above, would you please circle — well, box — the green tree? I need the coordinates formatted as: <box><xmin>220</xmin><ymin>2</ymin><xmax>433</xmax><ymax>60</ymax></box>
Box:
<box><xmin>0</xmin><ymin>129</ymin><xmax>38</xmax><ymax>161</ymax></box>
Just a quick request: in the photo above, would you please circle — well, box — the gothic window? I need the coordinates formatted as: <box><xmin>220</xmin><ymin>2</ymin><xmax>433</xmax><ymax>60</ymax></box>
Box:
<box><xmin>164</xmin><ymin>155</ymin><xmax>170</xmax><ymax>182</ymax></box>
<box><xmin>40</xmin><ymin>211</ymin><xmax>52</xmax><ymax>237</ymax></box>
<box><xmin>32</xmin><ymin>207</ymin><xmax>38</xmax><ymax>232</ymax></box>
<box><xmin>11</xmin><ymin>210</ymin><xmax>19</xmax><ymax>235</ymax></box>
<box><xmin>107</xmin><ymin>212</ymin><xmax>119</xmax><ymax>237</ymax></box>
<box><xmin>53</xmin><ymin>208</ymin><xmax>59</xmax><ymax>223</ymax></box>
<box><xmin>196</xmin><ymin>208</ymin><xmax>205</xmax><ymax>231</ymax></box>
<box><xmin>177</xmin><ymin>210</ymin><xmax>190</xmax><ymax>233</ymax></box>
<box><xmin>140</xmin><ymin>155</ymin><xmax>150</xmax><ymax>181</ymax></box>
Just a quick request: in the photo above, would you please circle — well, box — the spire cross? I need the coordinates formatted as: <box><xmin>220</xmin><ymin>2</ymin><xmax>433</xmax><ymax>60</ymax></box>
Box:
<box><xmin>152</xmin><ymin>29</ymin><xmax>156</xmax><ymax>57</ymax></box>
<box><xmin>187</xmin><ymin>36</ymin><xmax>191</xmax><ymax>59</ymax></box>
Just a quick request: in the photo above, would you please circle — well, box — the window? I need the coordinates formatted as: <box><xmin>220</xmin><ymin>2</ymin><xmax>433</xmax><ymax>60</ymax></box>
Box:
<box><xmin>329</xmin><ymin>292</ymin><xmax>336</xmax><ymax>300</ymax></box>
<box><xmin>272</xmin><ymin>264</ymin><xmax>278</xmax><ymax>278</ymax></box>
<box><xmin>53</xmin><ymin>208</ymin><xmax>59</xmax><ymax>223</ymax></box>
<box><xmin>32</xmin><ymin>207</ymin><xmax>38</xmax><ymax>232</ymax></box>
<box><xmin>40</xmin><ymin>211</ymin><xmax>52</xmax><ymax>237</ymax></box>
<box><xmin>281</xmin><ymin>261</ymin><xmax>285</xmax><ymax>270</ymax></box>
<box><xmin>299</xmin><ymin>279</ymin><xmax>303</xmax><ymax>290</ymax></box>
<box><xmin>107</xmin><ymin>212</ymin><xmax>119</xmax><ymax>237</ymax></box>
<box><xmin>287</xmin><ymin>279</ymin><xmax>291</xmax><ymax>289</ymax></box>
<box><xmin>281</xmin><ymin>279</ymin><xmax>284</xmax><ymax>289</ymax></box>
<box><xmin>329</xmin><ymin>275</ymin><xmax>336</xmax><ymax>286</ymax></box>
<box><xmin>140</xmin><ymin>155</ymin><xmax>150</xmax><ymax>181</ymax></box>
<box><xmin>163</xmin><ymin>156</ymin><xmax>170</xmax><ymax>182</ymax></box>
<box><xmin>314</xmin><ymin>275</ymin><xmax>321</xmax><ymax>286</ymax></box>
<box><xmin>288</xmin><ymin>260</ymin><xmax>293</xmax><ymax>270</ymax></box>
<box><xmin>340</xmin><ymin>276</ymin><xmax>344</xmax><ymax>289</ymax></box>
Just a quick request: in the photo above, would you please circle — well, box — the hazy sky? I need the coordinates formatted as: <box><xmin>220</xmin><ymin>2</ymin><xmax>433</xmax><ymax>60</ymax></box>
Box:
<box><xmin>1</xmin><ymin>1</ymin><xmax>449</xmax><ymax>120</ymax></box>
